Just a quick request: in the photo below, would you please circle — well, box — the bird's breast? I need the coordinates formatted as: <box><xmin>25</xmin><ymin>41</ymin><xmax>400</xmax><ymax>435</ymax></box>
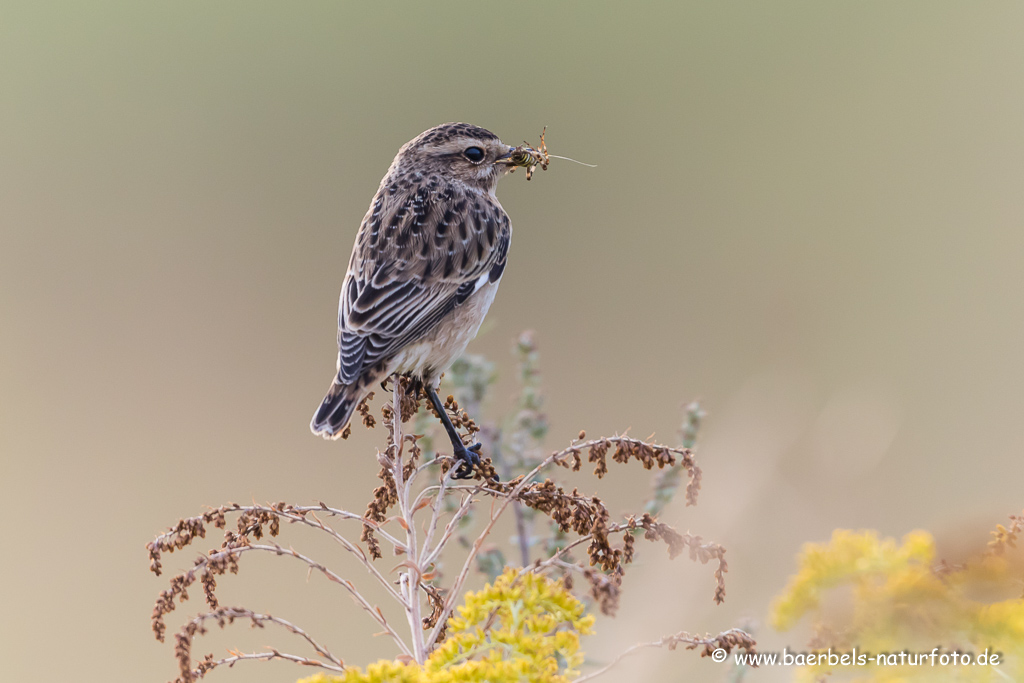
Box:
<box><xmin>389</xmin><ymin>279</ymin><xmax>502</xmax><ymax>384</ymax></box>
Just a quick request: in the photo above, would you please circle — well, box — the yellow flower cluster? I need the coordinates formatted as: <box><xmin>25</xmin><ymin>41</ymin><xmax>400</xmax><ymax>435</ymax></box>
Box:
<box><xmin>301</xmin><ymin>569</ymin><xmax>594</xmax><ymax>683</ymax></box>
<box><xmin>771</xmin><ymin>529</ymin><xmax>1024</xmax><ymax>682</ymax></box>
<box><xmin>771</xmin><ymin>529</ymin><xmax>935</xmax><ymax>632</ymax></box>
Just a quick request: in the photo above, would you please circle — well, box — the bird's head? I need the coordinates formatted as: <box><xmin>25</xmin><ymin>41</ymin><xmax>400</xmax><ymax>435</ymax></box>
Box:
<box><xmin>390</xmin><ymin>122</ymin><xmax>515</xmax><ymax>193</ymax></box>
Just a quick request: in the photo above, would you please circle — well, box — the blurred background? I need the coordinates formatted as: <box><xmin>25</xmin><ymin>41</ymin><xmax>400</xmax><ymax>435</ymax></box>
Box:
<box><xmin>2</xmin><ymin>2</ymin><xmax>1023</xmax><ymax>681</ymax></box>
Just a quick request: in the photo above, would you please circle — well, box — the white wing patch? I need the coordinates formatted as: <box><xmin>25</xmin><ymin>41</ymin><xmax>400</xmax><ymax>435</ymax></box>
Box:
<box><xmin>470</xmin><ymin>272</ymin><xmax>491</xmax><ymax>294</ymax></box>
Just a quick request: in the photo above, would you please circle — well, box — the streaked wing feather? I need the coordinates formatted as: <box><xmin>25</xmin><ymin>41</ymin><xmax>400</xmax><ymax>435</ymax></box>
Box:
<box><xmin>336</xmin><ymin>182</ymin><xmax>510</xmax><ymax>384</ymax></box>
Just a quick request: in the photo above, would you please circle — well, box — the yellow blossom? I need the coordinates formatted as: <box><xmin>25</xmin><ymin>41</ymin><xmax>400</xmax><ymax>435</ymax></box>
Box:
<box><xmin>301</xmin><ymin>569</ymin><xmax>594</xmax><ymax>683</ymax></box>
<box><xmin>771</xmin><ymin>528</ymin><xmax>1024</xmax><ymax>682</ymax></box>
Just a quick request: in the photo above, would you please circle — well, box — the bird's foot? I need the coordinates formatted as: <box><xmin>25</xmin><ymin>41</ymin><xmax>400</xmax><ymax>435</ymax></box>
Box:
<box><xmin>452</xmin><ymin>442</ymin><xmax>484</xmax><ymax>480</ymax></box>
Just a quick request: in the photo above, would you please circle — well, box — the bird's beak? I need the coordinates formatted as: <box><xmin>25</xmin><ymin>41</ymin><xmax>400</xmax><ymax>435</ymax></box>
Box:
<box><xmin>494</xmin><ymin>146</ymin><xmax>515</xmax><ymax>163</ymax></box>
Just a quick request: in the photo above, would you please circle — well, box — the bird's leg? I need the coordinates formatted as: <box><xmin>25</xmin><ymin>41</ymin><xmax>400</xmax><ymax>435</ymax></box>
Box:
<box><xmin>424</xmin><ymin>386</ymin><xmax>482</xmax><ymax>480</ymax></box>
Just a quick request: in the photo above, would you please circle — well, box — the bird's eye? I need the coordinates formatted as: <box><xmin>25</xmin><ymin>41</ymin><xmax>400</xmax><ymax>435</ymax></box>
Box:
<box><xmin>463</xmin><ymin>146</ymin><xmax>485</xmax><ymax>163</ymax></box>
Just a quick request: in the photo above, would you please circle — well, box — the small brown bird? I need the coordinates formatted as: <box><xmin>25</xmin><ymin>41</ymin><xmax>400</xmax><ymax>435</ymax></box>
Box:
<box><xmin>311</xmin><ymin>123</ymin><xmax>519</xmax><ymax>477</ymax></box>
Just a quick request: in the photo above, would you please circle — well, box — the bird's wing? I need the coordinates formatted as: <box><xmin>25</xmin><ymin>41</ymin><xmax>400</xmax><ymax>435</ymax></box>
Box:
<box><xmin>336</xmin><ymin>183</ymin><xmax>510</xmax><ymax>385</ymax></box>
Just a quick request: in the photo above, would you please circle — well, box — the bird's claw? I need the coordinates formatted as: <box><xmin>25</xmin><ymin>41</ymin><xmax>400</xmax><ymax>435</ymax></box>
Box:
<box><xmin>452</xmin><ymin>442</ymin><xmax>483</xmax><ymax>480</ymax></box>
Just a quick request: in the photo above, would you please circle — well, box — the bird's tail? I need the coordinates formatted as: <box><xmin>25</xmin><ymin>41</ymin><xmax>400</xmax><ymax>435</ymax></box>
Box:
<box><xmin>310</xmin><ymin>378</ymin><xmax>362</xmax><ymax>439</ymax></box>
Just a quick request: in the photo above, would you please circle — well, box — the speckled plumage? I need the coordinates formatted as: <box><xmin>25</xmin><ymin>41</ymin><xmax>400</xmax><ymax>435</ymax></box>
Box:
<box><xmin>311</xmin><ymin>123</ymin><xmax>515</xmax><ymax>439</ymax></box>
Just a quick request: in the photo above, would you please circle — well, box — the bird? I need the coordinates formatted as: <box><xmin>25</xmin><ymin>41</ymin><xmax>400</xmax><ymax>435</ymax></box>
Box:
<box><xmin>311</xmin><ymin>122</ymin><xmax>519</xmax><ymax>478</ymax></box>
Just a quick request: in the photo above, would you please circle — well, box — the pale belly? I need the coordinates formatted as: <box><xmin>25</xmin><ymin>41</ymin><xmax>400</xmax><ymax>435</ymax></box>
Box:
<box><xmin>387</xmin><ymin>279</ymin><xmax>500</xmax><ymax>387</ymax></box>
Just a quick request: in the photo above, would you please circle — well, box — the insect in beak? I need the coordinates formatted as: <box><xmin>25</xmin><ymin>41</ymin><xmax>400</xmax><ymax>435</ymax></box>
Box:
<box><xmin>495</xmin><ymin>128</ymin><xmax>551</xmax><ymax>180</ymax></box>
<box><xmin>494</xmin><ymin>147</ymin><xmax>515</xmax><ymax>163</ymax></box>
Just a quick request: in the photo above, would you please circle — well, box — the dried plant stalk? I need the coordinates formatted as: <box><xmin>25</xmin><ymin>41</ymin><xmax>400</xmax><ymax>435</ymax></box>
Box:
<box><xmin>147</xmin><ymin>336</ymin><xmax>750</xmax><ymax>682</ymax></box>
<box><xmin>573</xmin><ymin>628</ymin><xmax>758</xmax><ymax>683</ymax></box>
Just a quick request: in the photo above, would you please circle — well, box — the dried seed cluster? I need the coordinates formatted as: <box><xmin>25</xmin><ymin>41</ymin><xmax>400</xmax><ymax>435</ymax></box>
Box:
<box><xmin>421</xmin><ymin>583</ymin><xmax>447</xmax><ymax>638</ymax></box>
<box><xmin>554</xmin><ymin>435</ymin><xmax>702</xmax><ymax>506</ymax></box>
<box><xmin>499</xmin><ymin>479</ymin><xmax>624</xmax><ymax>573</ymax></box>
<box><xmin>633</xmin><ymin>512</ymin><xmax>728</xmax><ymax>604</ymax></box>
<box><xmin>339</xmin><ymin>392</ymin><xmax>377</xmax><ymax>440</ymax></box>
<box><xmin>357</xmin><ymin>392</ymin><xmax>377</xmax><ymax>427</ymax></box>
<box><xmin>582</xmin><ymin>566</ymin><xmax>623</xmax><ymax>616</ymax></box>
<box><xmin>148</xmin><ymin>503</ymin><xmax>300</xmax><ymax>645</ymax></box>
<box><xmin>174</xmin><ymin>608</ymin><xmax>263</xmax><ymax>683</ymax></box>
<box><xmin>988</xmin><ymin>509</ymin><xmax>1024</xmax><ymax>556</ymax></box>
<box><xmin>362</xmin><ymin>464</ymin><xmax>398</xmax><ymax>560</ymax></box>
<box><xmin>147</xmin><ymin>346</ymin><xmax>741</xmax><ymax>682</ymax></box>
<box><xmin>663</xmin><ymin>628</ymin><xmax>759</xmax><ymax>658</ymax></box>
<box><xmin>433</xmin><ymin>425</ymin><xmax>718</xmax><ymax>617</ymax></box>
<box><xmin>380</xmin><ymin>376</ymin><xmax>421</xmax><ymax>424</ymax></box>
